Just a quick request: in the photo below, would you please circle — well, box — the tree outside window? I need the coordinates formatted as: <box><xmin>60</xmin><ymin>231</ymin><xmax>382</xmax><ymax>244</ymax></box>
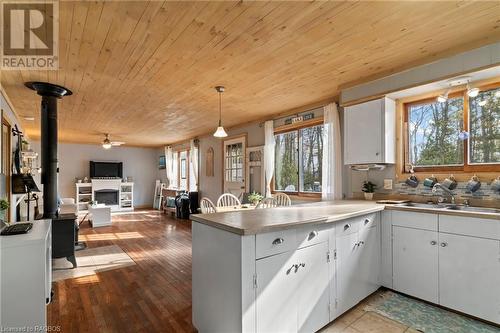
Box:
<box><xmin>274</xmin><ymin>124</ymin><xmax>323</xmax><ymax>194</ymax></box>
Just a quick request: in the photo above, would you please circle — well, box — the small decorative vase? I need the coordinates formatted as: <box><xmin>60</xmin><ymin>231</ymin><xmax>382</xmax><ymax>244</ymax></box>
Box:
<box><xmin>364</xmin><ymin>193</ymin><xmax>374</xmax><ymax>200</ymax></box>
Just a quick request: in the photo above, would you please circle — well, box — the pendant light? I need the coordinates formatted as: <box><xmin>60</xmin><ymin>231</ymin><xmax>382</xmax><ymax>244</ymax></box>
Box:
<box><xmin>213</xmin><ymin>86</ymin><xmax>228</xmax><ymax>138</ymax></box>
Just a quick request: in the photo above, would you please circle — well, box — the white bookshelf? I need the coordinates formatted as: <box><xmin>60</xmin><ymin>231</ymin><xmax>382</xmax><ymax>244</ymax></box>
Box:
<box><xmin>76</xmin><ymin>183</ymin><xmax>92</xmax><ymax>212</ymax></box>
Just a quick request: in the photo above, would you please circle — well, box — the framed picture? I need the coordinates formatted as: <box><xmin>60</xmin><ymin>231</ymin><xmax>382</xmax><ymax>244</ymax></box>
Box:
<box><xmin>180</xmin><ymin>158</ymin><xmax>187</xmax><ymax>179</ymax></box>
<box><xmin>159</xmin><ymin>155</ymin><xmax>165</xmax><ymax>169</ymax></box>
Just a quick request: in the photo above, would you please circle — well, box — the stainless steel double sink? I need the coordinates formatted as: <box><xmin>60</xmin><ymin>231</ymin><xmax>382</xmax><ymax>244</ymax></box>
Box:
<box><xmin>395</xmin><ymin>202</ymin><xmax>500</xmax><ymax>214</ymax></box>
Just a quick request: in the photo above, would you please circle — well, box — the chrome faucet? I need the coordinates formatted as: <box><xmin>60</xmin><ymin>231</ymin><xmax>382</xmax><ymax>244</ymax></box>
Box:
<box><xmin>432</xmin><ymin>183</ymin><xmax>456</xmax><ymax>204</ymax></box>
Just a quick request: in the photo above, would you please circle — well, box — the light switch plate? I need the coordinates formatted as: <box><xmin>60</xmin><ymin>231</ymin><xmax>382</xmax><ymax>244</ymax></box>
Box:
<box><xmin>384</xmin><ymin>179</ymin><xmax>393</xmax><ymax>190</ymax></box>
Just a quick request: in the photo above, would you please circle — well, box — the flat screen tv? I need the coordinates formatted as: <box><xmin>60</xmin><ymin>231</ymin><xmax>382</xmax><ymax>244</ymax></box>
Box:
<box><xmin>90</xmin><ymin>161</ymin><xmax>123</xmax><ymax>178</ymax></box>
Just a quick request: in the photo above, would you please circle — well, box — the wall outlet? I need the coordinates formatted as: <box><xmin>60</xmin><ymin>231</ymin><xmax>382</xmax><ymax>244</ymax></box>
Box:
<box><xmin>384</xmin><ymin>179</ymin><xmax>393</xmax><ymax>190</ymax></box>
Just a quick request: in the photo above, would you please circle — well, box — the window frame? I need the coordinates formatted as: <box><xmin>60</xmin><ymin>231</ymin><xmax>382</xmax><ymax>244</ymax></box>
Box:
<box><xmin>272</xmin><ymin>118</ymin><xmax>324</xmax><ymax>198</ymax></box>
<box><xmin>403</xmin><ymin>82</ymin><xmax>500</xmax><ymax>173</ymax></box>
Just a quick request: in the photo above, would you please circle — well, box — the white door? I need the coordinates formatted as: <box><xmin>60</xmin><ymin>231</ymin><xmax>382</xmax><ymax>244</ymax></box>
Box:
<box><xmin>344</xmin><ymin>99</ymin><xmax>383</xmax><ymax>164</ymax></box>
<box><xmin>297</xmin><ymin>242</ymin><xmax>329</xmax><ymax>333</ymax></box>
<box><xmin>393</xmin><ymin>226</ymin><xmax>439</xmax><ymax>303</ymax></box>
<box><xmin>336</xmin><ymin>232</ymin><xmax>359</xmax><ymax>315</ymax></box>
<box><xmin>256</xmin><ymin>251</ymin><xmax>298</xmax><ymax>333</ymax></box>
<box><xmin>223</xmin><ymin>136</ymin><xmax>246</xmax><ymax>197</ymax></box>
<box><xmin>356</xmin><ymin>225</ymin><xmax>380</xmax><ymax>300</ymax></box>
<box><xmin>439</xmin><ymin>233</ymin><xmax>500</xmax><ymax>324</ymax></box>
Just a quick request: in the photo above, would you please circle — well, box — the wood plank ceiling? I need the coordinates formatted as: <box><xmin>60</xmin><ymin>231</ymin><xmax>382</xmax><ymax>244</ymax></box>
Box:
<box><xmin>1</xmin><ymin>1</ymin><xmax>500</xmax><ymax>147</ymax></box>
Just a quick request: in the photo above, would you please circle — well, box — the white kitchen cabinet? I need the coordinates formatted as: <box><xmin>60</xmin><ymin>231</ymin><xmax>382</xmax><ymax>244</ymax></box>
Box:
<box><xmin>256</xmin><ymin>251</ymin><xmax>299</xmax><ymax>333</ymax></box>
<box><xmin>393</xmin><ymin>226</ymin><xmax>439</xmax><ymax>303</ymax></box>
<box><xmin>256</xmin><ymin>241</ymin><xmax>329</xmax><ymax>333</ymax></box>
<box><xmin>336</xmin><ymin>232</ymin><xmax>360</xmax><ymax>315</ymax></box>
<box><xmin>343</xmin><ymin>97</ymin><xmax>395</xmax><ymax>165</ymax></box>
<box><xmin>356</xmin><ymin>225</ymin><xmax>380</xmax><ymax>300</ymax></box>
<box><xmin>336</xmin><ymin>217</ymin><xmax>380</xmax><ymax>317</ymax></box>
<box><xmin>297</xmin><ymin>242</ymin><xmax>330</xmax><ymax>333</ymax></box>
<box><xmin>438</xmin><ymin>233</ymin><xmax>500</xmax><ymax>324</ymax></box>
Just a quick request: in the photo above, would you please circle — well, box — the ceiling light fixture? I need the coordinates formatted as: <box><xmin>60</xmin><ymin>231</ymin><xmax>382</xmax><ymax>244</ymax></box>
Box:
<box><xmin>102</xmin><ymin>134</ymin><xmax>112</xmax><ymax>149</ymax></box>
<box><xmin>436</xmin><ymin>89</ymin><xmax>450</xmax><ymax>103</ymax></box>
<box><xmin>466</xmin><ymin>83</ymin><xmax>480</xmax><ymax>98</ymax></box>
<box><xmin>213</xmin><ymin>86</ymin><xmax>228</xmax><ymax>138</ymax></box>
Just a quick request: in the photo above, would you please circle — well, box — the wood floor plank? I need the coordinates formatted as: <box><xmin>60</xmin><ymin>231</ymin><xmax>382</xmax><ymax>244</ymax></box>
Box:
<box><xmin>47</xmin><ymin>209</ymin><xmax>195</xmax><ymax>333</ymax></box>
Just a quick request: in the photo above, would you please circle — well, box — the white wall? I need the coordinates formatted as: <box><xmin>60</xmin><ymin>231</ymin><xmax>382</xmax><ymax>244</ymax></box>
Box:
<box><xmin>31</xmin><ymin>141</ymin><xmax>159</xmax><ymax>207</ymax></box>
<box><xmin>198</xmin><ymin>122</ymin><xmax>264</xmax><ymax>202</ymax></box>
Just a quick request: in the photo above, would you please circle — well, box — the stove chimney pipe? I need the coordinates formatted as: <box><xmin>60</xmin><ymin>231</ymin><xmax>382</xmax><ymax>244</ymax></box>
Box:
<box><xmin>25</xmin><ymin>82</ymin><xmax>72</xmax><ymax>219</ymax></box>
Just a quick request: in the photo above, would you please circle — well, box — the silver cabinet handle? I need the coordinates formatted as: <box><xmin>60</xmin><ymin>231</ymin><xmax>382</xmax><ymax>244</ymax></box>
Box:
<box><xmin>272</xmin><ymin>238</ymin><xmax>284</xmax><ymax>245</ymax></box>
<box><xmin>364</xmin><ymin>219</ymin><xmax>370</xmax><ymax>225</ymax></box>
<box><xmin>309</xmin><ymin>231</ymin><xmax>319</xmax><ymax>239</ymax></box>
<box><xmin>440</xmin><ymin>242</ymin><xmax>448</xmax><ymax>247</ymax></box>
<box><xmin>430</xmin><ymin>240</ymin><xmax>437</xmax><ymax>245</ymax></box>
<box><xmin>344</xmin><ymin>223</ymin><xmax>351</xmax><ymax>231</ymax></box>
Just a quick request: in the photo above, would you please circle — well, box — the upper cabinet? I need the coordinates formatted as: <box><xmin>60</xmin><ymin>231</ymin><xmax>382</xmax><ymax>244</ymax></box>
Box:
<box><xmin>343</xmin><ymin>97</ymin><xmax>396</xmax><ymax>165</ymax></box>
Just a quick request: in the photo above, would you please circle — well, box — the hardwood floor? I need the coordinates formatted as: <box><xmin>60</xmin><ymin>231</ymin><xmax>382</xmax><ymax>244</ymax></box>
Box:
<box><xmin>48</xmin><ymin>210</ymin><xmax>195</xmax><ymax>332</ymax></box>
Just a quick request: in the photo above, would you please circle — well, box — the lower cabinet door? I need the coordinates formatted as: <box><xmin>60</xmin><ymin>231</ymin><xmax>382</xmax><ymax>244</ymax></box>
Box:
<box><xmin>356</xmin><ymin>225</ymin><xmax>380</xmax><ymax>301</ymax></box>
<box><xmin>256</xmin><ymin>251</ymin><xmax>298</xmax><ymax>333</ymax></box>
<box><xmin>439</xmin><ymin>233</ymin><xmax>500</xmax><ymax>324</ymax></box>
<box><xmin>393</xmin><ymin>226</ymin><xmax>439</xmax><ymax>303</ymax></box>
<box><xmin>297</xmin><ymin>242</ymin><xmax>329</xmax><ymax>333</ymax></box>
<box><xmin>336</xmin><ymin>232</ymin><xmax>360</xmax><ymax>315</ymax></box>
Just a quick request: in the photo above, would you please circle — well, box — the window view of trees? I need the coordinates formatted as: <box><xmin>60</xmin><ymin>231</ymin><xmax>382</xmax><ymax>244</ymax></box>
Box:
<box><xmin>300</xmin><ymin>125</ymin><xmax>323</xmax><ymax>192</ymax></box>
<box><xmin>469</xmin><ymin>87</ymin><xmax>500</xmax><ymax>164</ymax></box>
<box><xmin>407</xmin><ymin>97</ymin><xmax>464</xmax><ymax>166</ymax></box>
<box><xmin>275</xmin><ymin>131</ymin><xmax>298</xmax><ymax>191</ymax></box>
<box><xmin>274</xmin><ymin>125</ymin><xmax>323</xmax><ymax>193</ymax></box>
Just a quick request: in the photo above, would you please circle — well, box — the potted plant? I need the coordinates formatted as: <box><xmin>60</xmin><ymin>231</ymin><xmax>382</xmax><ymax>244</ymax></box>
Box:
<box><xmin>248</xmin><ymin>191</ymin><xmax>264</xmax><ymax>206</ymax></box>
<box><xmin>362</xmin><ymin>181</ymin><xmax>376</xmax><ymax>200</ymax></box>
<box><xmin>0</xmin><ymin>198</ymin><xmax>9</xmax><ymax>223</ymax></box>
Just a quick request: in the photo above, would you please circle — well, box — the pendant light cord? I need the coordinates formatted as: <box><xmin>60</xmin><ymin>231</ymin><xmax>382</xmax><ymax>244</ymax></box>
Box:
<box><xmin>218</xmin><ymin>90</ymin><xmax>222</xmax><ymax>126</ymax></box>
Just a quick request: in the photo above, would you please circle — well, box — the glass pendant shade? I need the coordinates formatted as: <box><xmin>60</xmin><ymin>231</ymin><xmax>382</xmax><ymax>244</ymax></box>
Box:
<box><xmin>213</xmin><ymin>125</ymin><xmax>228</xmax><ymax>138</ymax></box>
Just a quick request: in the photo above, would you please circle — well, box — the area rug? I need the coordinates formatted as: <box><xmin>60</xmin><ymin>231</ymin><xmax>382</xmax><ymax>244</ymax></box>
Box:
<box><xmin>52</xmin><ymin>245</ymin><xmax>135</xmax><ymax>282</ymax></box>
<box><xmin>364</xmin><ymin>290</ymin><xmax>499</xmax><ymax>333</ymax></box>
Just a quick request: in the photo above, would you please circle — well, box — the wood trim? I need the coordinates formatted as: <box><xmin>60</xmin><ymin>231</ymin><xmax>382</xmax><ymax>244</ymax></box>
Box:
<box><xmin>397</xmin><ymin>81</ymin><xmax>500</xmax><ymax>179</ymax></box>
<box><xmin>1</xmin><ymin>113</ymin><xmax>12</xmax><ymax>222</ymax></box>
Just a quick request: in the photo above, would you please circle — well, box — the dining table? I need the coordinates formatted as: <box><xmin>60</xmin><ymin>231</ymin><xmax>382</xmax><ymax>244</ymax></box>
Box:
<box><xmin>215</xmin><ymin>204</ymin><xmax>257</xmax><ymax>213</ymax></box>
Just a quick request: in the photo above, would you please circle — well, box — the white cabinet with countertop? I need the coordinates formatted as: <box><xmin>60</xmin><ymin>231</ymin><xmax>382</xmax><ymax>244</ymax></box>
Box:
<box><xmin>0</xmin><ymin>219</ymin><xmax>52</xmax><ymax>330</ymax></box>
<box><xmin>192</xmin><ymin>203</ymin><xmax>384</xmax><ymax>333</ymax></box>
<box><xmin>387</xmin><ymin>209</ymin><xmax>500</xmax><ymax>324</ymax></box>
<box><xmin>343</xmin><ymin>97</ymin><xmax>396</xmax><ymax>165</ymax></box>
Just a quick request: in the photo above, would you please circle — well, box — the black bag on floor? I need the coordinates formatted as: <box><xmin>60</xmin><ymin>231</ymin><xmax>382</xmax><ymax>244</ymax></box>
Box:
<box><xmin>175</xmin><ymin>193</ymin><xmax>190</xmax><ymax>219</ymax></box>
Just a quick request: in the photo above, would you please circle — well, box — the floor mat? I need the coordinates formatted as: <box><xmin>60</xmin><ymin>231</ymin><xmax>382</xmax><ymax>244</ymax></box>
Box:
<box><xmin>52</xmin><ymin>245</ymin><xmax>135</xmax><ymax>282</ymax></box>
<box><xmin>364</xmin><ymin>290</ymin><xmax>499</xmax><ymax>333</ymax></box>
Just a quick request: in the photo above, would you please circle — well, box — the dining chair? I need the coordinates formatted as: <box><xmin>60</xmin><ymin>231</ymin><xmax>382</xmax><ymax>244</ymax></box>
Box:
<box><xmin>200</xmin><ymin>197</ymin><xmax>216</xmax><ymax>214</ymax></box>
<box><xmin>274</xmin><ymin>192</ymin><xmax>292</xmax><ymax>206</ymax></box>
<box><xmin>256</xmin><ymin>197</ymin><xmax>278</xmax><ymax>209</ymax></box>
<box><xmin>217</xmin><ymin>193</ymin><xmax>241</xmax><ymax>207</ymax></box>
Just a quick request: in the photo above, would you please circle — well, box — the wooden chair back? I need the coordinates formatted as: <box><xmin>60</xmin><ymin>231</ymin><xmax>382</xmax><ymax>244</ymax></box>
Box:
<box><xmin>274</xmin><ymin>192</ymin><xmax>292</xmax><ymax>206</ymax></box>
<box><xmin>217</xmin><ymin>193</ymin><xmax>241</xmax><ymax>207</ymax></box>
<box><xmin>200</xmin><ymin>197</ymin><xmax>216</xmax><ymax>214</ymax></box>
<box><xmin>256</xmin><ymin>197</ymin><xmax>278</xmax><ymax>209</ymax></box>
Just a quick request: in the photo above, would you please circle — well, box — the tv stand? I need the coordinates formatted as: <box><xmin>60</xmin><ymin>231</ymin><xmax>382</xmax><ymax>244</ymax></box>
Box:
<box><xmin>76</xmin><ymin>180</ymin><xmax>134</xmax><ymax>213</ymax></box>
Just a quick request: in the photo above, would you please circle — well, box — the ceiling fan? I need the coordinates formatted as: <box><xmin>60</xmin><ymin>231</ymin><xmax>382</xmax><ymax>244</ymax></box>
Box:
<box><xmin>102</xmin><ymin>133</ymin><xmax>125</xmax><ymax>149</ymax></box>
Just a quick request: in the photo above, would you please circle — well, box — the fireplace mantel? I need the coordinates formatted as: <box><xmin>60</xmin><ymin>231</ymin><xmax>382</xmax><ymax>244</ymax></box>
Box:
<box><xmin>75</xmin><ymin>180</ymin><xmax>134</xmax><ymax>212</ymax></box>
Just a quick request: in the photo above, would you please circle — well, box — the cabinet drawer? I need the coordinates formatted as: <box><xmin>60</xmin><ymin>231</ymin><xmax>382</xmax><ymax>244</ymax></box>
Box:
<box><xmin>296</xmin><ymin>224</ymin><xmax>329</xmax><ymax>249</ymax></box>
<box><xmin>392</xmin><ymin>211</ymin><xmax>438</xmax><ymax>231</ymax></box>
<box><xmin>335</xmin><ymin>216</ymin><xmax>363</xmax><ymax>236</ymax></box>
<box><xmin>256</xmin><ymin>229</ymin><xmax>297</xmax><ymax>259</ymax></box>
<box><xmin>439</xmin><ymin>215</ymin><xmax>499</xmax><ymax>240</ymax></box>
<box><xmin>359</xmin><ymin>213</ymin><xmax>378</xmax><ymax>231</ymax></box>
